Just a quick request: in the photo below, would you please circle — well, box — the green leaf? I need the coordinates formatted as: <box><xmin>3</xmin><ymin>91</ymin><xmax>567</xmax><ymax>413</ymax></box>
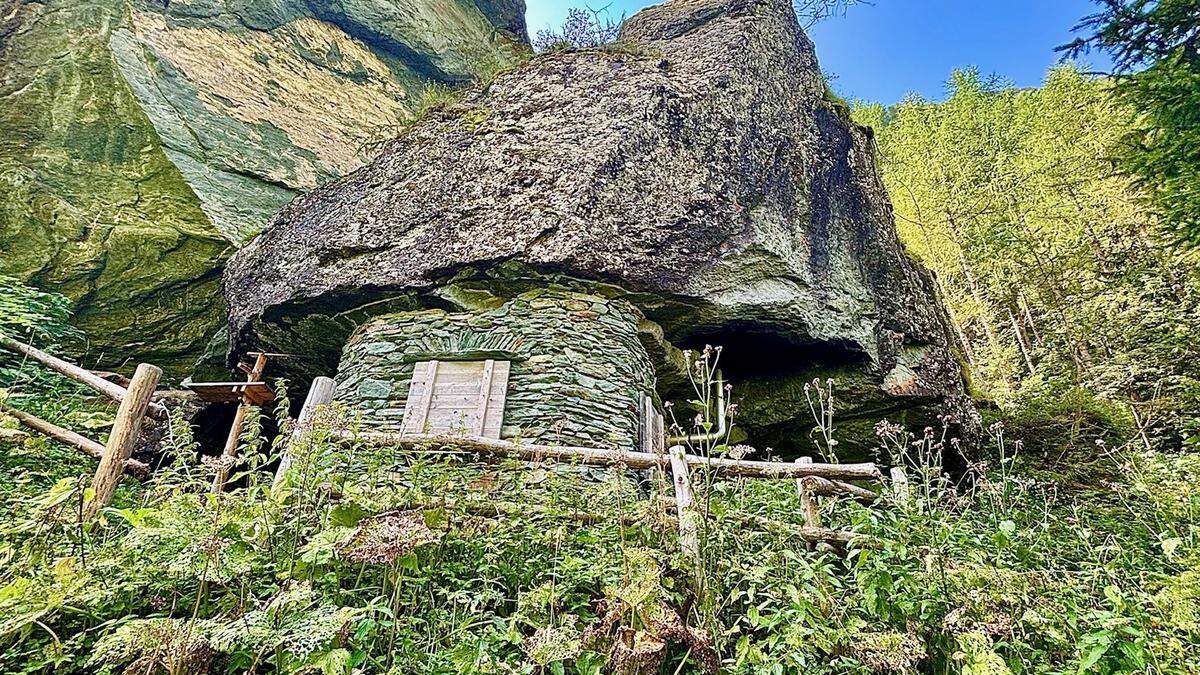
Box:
<box><xmin>1078</xmin><ymin>637</ymin><xmax>1112</xmax><ymax>672</ymax></box>
<box><xmin>312</xmin><ymin>647</ymin><xmax>351</xmax><ymax>675</ymax></box>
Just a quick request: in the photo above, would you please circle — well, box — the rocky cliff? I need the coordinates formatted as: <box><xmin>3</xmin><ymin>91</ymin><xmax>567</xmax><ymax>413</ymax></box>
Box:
<box><xmin>224</xmin><ymin>0</ymin><xmax>979</xmax><ymax>452</ymax></box>
<box><xmin>0</xmin><ymin>0</ymin><xmax>526</xmax><ymax>370</ymax></box>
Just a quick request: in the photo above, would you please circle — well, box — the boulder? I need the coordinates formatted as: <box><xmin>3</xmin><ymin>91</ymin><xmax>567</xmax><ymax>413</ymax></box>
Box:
<box><xmin>224</xmin><ymin>0</ymin><xmax>980</xmax><ymax>453</ymax></box>
<box><xmin>0</xmin><ymin>0</ymin><xmax>527</xmax><ymax>372</ymax></box>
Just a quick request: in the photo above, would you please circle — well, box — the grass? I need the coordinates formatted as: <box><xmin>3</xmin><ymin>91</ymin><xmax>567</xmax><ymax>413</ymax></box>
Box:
<box><xmin>0</xmin><ymin>370</ymin><xmax>1197</xmax><ymax>674</ymax></box>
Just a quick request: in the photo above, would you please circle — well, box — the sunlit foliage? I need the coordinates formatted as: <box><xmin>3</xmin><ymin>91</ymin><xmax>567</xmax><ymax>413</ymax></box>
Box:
<box><xmin>855</xmin><ymin>66</ymin><xmax>1200</xmax><ymax>450</ymax></box>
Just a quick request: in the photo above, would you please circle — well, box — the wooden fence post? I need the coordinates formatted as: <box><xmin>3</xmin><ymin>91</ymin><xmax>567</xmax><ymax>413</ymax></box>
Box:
<box><xmin>890</xmin><ymin>466</ymin><xmax>910</xmax><ymax>503</ymax></box>
<box><xmin>668</xmin><ymin>444</ymin><xmax>700</xmax><ymax>564</ymax></box>
<box><xmin>273</xmin><ymin>377</ymin><xmax>336</xmax><ymax>487</ymax></box>
<box><xmin>85</xmin><ymin>363</ymin><xmax>161</xmax><ymax>519</ymax></box>
<box><xmin>212</xmin><ymin>353</ymin><xmax>269</xmax><ymax>493</ymax></box>
<box><xmin>795</xmin><ymin>456</ymin><xmax>821</xmax><ymax>530</ymax></box>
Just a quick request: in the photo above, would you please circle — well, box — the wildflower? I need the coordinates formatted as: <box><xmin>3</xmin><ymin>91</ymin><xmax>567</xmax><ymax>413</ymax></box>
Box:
<box><xmin>726</xmin><ymin>445</ymin><xmax>752</xmax><ymax>459</ymax></box>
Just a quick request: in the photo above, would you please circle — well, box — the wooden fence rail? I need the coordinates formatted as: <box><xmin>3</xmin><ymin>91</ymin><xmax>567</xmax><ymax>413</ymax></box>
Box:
<box><xmin>0</xmin><ymin>334</ymin><xmax>166</xmax><ymax>420</ymax></box>
<box><xmin>337</xmin><ymin>429</ymin><xmax>882</xmax><ymax>482</ymax></box>
<box><xmin>0</xmin><ymin>402</ymin><xmax>149</xmax><ymax>477</ymax></box>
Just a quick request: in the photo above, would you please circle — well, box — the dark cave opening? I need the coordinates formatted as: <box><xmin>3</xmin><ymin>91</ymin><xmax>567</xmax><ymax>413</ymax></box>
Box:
<box><xmin>188</xmin><ymin>398</ymin><xmax>285</xmax><ymax>487</ymax></box>
<box><xmin>675</xmin><ymin>324</ymin><xmax>867</xmax><ymax>379</ymax></box>
<box><xmin>663</xmin><ymin>323</ymin><xmax>877</xmax><ymax>459</ymax></box>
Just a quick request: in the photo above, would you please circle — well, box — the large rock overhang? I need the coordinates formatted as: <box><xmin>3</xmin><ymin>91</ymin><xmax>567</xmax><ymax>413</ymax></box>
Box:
<box><xmin>228</xmin><ymin>263</ymin><xmax>973</xmax><ymax>456</ymax></box>
<box><xmin>222</xmin><ymin>0</ymin><xmax>980</xmax><ymax>453</ymax></box>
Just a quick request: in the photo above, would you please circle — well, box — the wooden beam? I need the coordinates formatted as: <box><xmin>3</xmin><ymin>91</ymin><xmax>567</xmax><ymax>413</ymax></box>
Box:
<box><xmin>212</xmin><ymin>353</ymin><xmax>269</xmax><ymax>493</ymax></box>
<box><xmin>1</xmin><ymin>402</ymin><xmax>149</xmax><ymax>478</ymax></box>
<box><xmin>413</xmin><ymin>360</ymin><xmax>439</xmax><ymax>433</ymax></box>
<box><xmin>0</xmin><ymin>334</ymin><xmax>166</xmax><ymax>420</ymax></box>
<box><xmin>473</xmin><ymin>359</ymin><xmax>496</xmax><ymax>436</ymax></box>
<box><xmin>337</xmin><ymin>430</ymin><xmax>882</xmax><ymax>481</ymax></box>
<box><xmin>669</xmin><ymin>444</ymin><xmax>701</xmax><ymax>563</ymax></box>
<box><xmin>803</xmin><ymin>476</ymin><xmax>878</xmax><ymax>501</ymax></box>
<box><xmin>273</xmin><ymin>377</ymin><xmax>337</xmax><ymax>487</ymax></box>
<box><xmin>85</xmin><ymin>363</ymin><xmax>161</xmax><ymax>519</ymax></box>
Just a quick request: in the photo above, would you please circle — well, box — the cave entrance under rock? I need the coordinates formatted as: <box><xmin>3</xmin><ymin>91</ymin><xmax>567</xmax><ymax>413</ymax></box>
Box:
<box><xmin>661</xmin><ymin>324</ymin><xmax>881</xmax><ymax>459</ymax></box>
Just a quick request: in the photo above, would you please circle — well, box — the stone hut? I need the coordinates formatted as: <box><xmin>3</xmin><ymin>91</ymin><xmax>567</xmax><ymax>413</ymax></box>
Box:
<box><xmin>335</xmin><ymin>289</ymin><xmax>656</xmax><ymax>449</ymax></box>
<box><xmin>223</xmin><ymin>0</ymin><xmax>981</xmax><ymax>456</ymax></box>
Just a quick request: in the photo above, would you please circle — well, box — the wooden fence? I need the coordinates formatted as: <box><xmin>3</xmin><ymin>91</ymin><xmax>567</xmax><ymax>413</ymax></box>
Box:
<box><xmin>1</xmin><ymin>334</ymin><xmax>162</xmax><ymax>519</ymax></box>
<box><xmin>2</xmin><ymin>347</ymin><xmax>908</xmax><ymax>549</ymax></box>
<box><xmin>281</xmin><ymin>378</ymin><xmax>905</xmax><ymax>557</ymax></box>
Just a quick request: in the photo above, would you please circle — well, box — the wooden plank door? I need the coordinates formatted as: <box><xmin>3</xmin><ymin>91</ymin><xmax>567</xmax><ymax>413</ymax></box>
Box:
<box><xmin>401</xmin><ymin>360</ymin><xmax>509</xmax><ymax>438</ymax></box>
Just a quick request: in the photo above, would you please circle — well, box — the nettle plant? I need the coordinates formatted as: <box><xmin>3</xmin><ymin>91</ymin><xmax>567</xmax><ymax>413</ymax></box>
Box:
<box><xmin>1</xmin><ymin>345</ymin><xmax>1198</xmax><ymax>673</ymax></box>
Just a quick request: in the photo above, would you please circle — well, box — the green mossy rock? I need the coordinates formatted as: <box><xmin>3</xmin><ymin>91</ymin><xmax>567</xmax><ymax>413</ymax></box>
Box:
<box><xmin>0</xmin><ymin>0</ymin><xmax>527</xmax><ymax>374</ymax></box>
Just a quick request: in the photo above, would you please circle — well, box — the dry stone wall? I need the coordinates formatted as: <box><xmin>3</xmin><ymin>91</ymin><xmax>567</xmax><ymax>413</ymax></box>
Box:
<box><xmin>335</xmin><ymin>289</ymin><xmax>656</xmax><ymax>451</ymax></box>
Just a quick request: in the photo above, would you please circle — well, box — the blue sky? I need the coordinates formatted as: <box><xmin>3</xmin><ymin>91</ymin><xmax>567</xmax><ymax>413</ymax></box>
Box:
<box><xmin>523</xmin><ymin>0</ymin><xmax>1115</xmax><ymax>103</ymax></box>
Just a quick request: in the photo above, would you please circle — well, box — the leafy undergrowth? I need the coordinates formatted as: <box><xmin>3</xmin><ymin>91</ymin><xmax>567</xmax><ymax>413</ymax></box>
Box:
<box><xmin>1</xmin><ymin>394</ymin><xmax>1198</xmax><ymax>675</ymax></box>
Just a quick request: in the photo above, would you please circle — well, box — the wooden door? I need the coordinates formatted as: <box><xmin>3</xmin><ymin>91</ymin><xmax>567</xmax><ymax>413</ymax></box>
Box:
<box><xmin>400</xmin><ymin>360</ymin><xmax>509</xmax><ymax>438</ymax></box>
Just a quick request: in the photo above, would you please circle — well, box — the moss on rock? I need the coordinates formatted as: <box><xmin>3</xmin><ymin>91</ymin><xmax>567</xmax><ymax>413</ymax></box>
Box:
<box><xmin>0</xmin><ymin>0</ymin><xmax>527</xmax><ymax>374</ymax></box>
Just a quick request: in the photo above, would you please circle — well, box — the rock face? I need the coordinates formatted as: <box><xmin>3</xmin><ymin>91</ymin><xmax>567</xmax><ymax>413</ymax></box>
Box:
<box><xmin>0</xmin><ymin>0</ymin><xmax>526</xmax><ymax>371</ymax></box>
<box><xmin>225</xmin><ymin>0</ymin><xmax>979</xmax><ymax>453</ymax></box>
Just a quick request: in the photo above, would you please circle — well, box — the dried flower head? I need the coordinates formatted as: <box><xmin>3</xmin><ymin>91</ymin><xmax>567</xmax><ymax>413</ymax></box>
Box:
<box><xmin>339</xmin><ymin>510</ymin><xmax>437</xmax><ymax>564</ymax></box>
<box><xmin>522</xmin><ymin>626</ymin><xmax>582</xmax><ymax>666</ymax></box>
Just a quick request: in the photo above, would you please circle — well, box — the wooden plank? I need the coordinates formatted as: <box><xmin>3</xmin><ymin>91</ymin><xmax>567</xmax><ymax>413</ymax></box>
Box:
<box><xmin>86</xmin><ymin>363</ymin><xmax>161</xmax><ymax>519</ymax></box>
<box><xmin>425</xmin><ymin>382</ymin><xmax>488</xmax><ymax>396</ymax></box>
<box><xmin>473</xmin><ymin>359</ymin><xmax>496</xmax><ymax>435</ymax></box>
<box><xmin>0</xmin><ymin>334</ymin><xmax>166</xmax><ymax>420</ymax></box>
<box><xmin>186</xmin><ymin>381</ymin><xmax>274</xmax><ymax>404</ymax></box>
<box><xmin>273</xmin><ymin>377</ymin><xmax>337</xmax><ymax>486</ymax></box>
<box><xmin>638</xmin><ymin>393</ymin><xmax>648</xmax><ymax>451</ymax></box>
<box><xmin>401</xmin><ymin>360</ymin><xmax>439</xmax><ymax>435</ymax></box>
<box><xmin>669</xmin><ymin>444</ymin><xmax>700</xmax><ymax>564</ymax></box>
<box><xmin>401</xmin><ymin>359</ymin><xmax>507</xmax><ymax>439</ymax></box>
<box><xmin>428</xmin><ymin>408</ymin><xmax>474</xmax><ymax>423</ymax></box>
<box><xmin>482</xmin><ymin>361</ymin><xmax>508</xmax><ymax>439</ymax></box>
<box><xmin>423</xmin><ymin>372</ymin><xmax>487</xmax><ymax>386</ymax></box>
<box><xmin>428</xmin><ymin>394</ymin><xmax>480</xmax><ymax>408</ymax></box>
<box><xmin>639</xmin><ymin>394</ymin><xmax>666</xmax><ymax>456</ymax></box>
<box><xmin>1</xmin><ymin>402</ymin><xmax>149</xmax><ymax>477</ymax></box>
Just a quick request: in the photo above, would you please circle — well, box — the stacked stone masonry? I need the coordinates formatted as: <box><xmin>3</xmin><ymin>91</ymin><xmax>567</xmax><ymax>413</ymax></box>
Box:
<box><xmin>335</xmin><ymin>290</ymin><xmax>657</xmax><ymax>451</ymax></box>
